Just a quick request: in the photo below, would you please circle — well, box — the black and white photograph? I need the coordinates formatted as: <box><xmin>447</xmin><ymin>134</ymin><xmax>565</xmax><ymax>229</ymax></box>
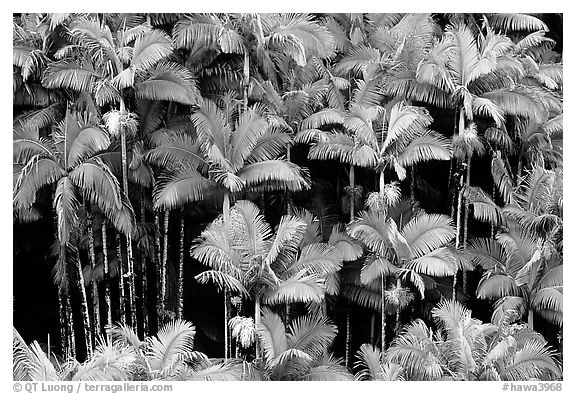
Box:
<box><xmin>11</xmin><ymin>9</ymin><xmax>565</xmax><ymax>386</ymax></box>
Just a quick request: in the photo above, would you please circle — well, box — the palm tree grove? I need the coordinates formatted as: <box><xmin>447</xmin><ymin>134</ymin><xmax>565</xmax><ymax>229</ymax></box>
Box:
<box><xmin>13</xmin><ymin>12</ymin><xmax>563</xmax><ymax>381</ymax></box>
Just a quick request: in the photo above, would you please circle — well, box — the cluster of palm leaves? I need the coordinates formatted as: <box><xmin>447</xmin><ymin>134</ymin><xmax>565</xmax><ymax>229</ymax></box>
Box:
<box><xmin>13</xmin><ymin>12</ymin><xmax>562</xmax><ymax>380</ymax></box>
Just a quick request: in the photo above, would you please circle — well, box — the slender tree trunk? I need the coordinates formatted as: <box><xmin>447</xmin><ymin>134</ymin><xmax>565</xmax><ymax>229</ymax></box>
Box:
<box><xmin>491</xmin><ymin>174</ymin><xmax>497</xmax><ymax>238</ymax></box>
<box><xmin>243</xmin><ymin>50</ymin><xmax>250</xmax><ymax>111</ymax></box>
<box><xmin>58</xmin><ymin>291</ymin><xmax>67</xmax><ymax>356</ymax></box>
<box><xmin>161</xmin><ymin>209</ymin><xmax>170</xmax><ymax>323</ymax></box>
<box><xmin>222</xmin><ymin>191</ymin><xmax>231</xmax><ymax>359</ymax></box>
<box><xmin>410</xmin><ymin>165</ymin><xmax>416</xmax><ymax>208</ymax></box>
<box><xmin>462</xmin><ymin>156</ymin><xmax>472</xmax><ymax>296</ymax></box>
<box><xmin>74</xmin><ymin>248</ymin><xmax>92</xmax><ymax>357</ymax></box>
<box><xmin>101</xmin><ymin>220</ymin><xmax>112</xmax><ymax>327</ymax></box>
<box><xmin>86</xmin><ymin>211</ymin><xmax>100</xmax><ymax>344</ymax></box>
<box><xmin>116</xmin><ymin>232</ymin><xmax>126</xmax><ymax>325</ymax></box>
<box><xmin>255</xmin><ymin>297</ymin><xmax>261</xmax><ymax>360</ymax></box>
<box><xmin>224</xmin><ymin>288</ymin><xmax>229</xmax><ymax>360</ymax></box>
<box><xmin>528</xmin><ymin>309</ymin><xmax>534</xmax><ymax>330</ymax></box>
<box><xmin>154</xmin><ymin>212</ymin><xmax>161</xmax><ymax>329</ymax></box>
<box><xmin>65</xmin><ymin>292</ymin><xmax>75</xmax><ymax>359</ymax></box>
<box><xmin>119</xmin><ymin>98</ymin><xmax>137</xmax><ymax>330</ymax></box>
<box><xmin>140</xmin><ymin>191</ymin><xmax>148</xmax><ymax>336</ymax></box>
<box><xmin>517</xmin><ymin>155</ymin><xmax>523</xmax><ymax>184</ymax></box>
<box><xmin>345</xmin><ymin>303</ymin><xmax>351</xmax><ymax>368</ymax></box>
<box><xmin>395</xmin><ymin>278</ymin><xmax>402</xmax><ymax>335</ymax></box>
<box><xmin>452</xmin><ymin>273</ymin><xmax>458</xmax><ymax>301</ymax></box>
<box><xmin>381</xmin><ymin>275</ymin><xmax>387</xmax><ymax>350</ymax></box>
<box><xmin>176</xmin><ymin>209</ymin><xmax>185</xmax><ymax>320</ymax></box>
<box><xmin>349</xmin><ymin>164</ymin><xmax>355</xmax><ymax>222</ymax></box>
<box><xmin>285</xmin><ymin>148</ymin><xmax>292</xmax><ymax>214</ymax></box>
<box><xmin>379</xmin><ymin>171</ymin><xmax>385</xmax><ymax>195</ymax></box>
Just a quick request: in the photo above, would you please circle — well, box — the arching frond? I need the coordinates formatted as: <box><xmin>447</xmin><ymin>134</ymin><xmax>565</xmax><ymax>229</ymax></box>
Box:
<box><xmin>404</xmin><ymin>247</ymin><xmax>457</xmax><ymax>277</ymax></box>
<box><xmin>257</xmin><ymin>308</ymin><xmax>288</xmax><ymax>365</ymax></box>
<box><xmin>131</xmin><ymin>29</ymin><xmax>173</xmax><ymax>71</ymax></box>
<box><xmin>402</xmin><ymin>213</ymin><xmax>455</xmax><ymax>259</ymax></box>
<box><xmin>396</xmin><ymin>130</ymin><xmax>452</xmax><ymax>168</ymax></box>
<box><xmin>360</xmin><ymin>256</ymin><xmax>397</xmax><ymax>285</ymax></box>
<box><xmin>13</xmin><ymin>329</ymin><xmax>59</xmax><ymax>381</ymax></box>
<box><xmin>488</xmin><ymin>14</ymin><xmax>548</xmax><ymax>33</ymax></box>
<box><xmin>238</xmin><ymin>160</ymin><xmax>310</xmax><ymax>192</ymax></box>
<box><xmin>288</xmin><ymin>311</ymin><xmax>338</xmax><ymax>359</ymax></box>
<box><xmin>153</xmin><ymin>167</ymin><xmax>220</xmax><ymax>210</ymax></box>
<box><xmin>145</xmin><ymin>320</ymin><xmax>196</xmax><ymax>373</ymax></box>
<box><xmin>136</xmin><ymin>61</ymin><xmax>201</xmax><ymax>105</ymax></box>
<box><xmin>477</xmin><ymin>274</ymin><xmax>522</xmax><ymax>300</ymax></box>
<box><xmin>464</xmin><ymin>185</ymin><xmax>502</xmax><ymax>225</ymax></box>
<box><xmin>263</xmin><ymin>273</ymin><xmax>325</xmax><ymax>304</ymax></box>
<box><xmin>13</xmin><ymin>156</ymin><xmax>65</xmax><ymax>210</ymax></box>
<box><xmin>42</xmin><ymin>61</ymin><xmax>100</xmax><ymax>92</ymax></box>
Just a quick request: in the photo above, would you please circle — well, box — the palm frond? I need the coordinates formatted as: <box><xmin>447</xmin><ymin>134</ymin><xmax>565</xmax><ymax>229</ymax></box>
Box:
<box><xmin>145</xmin><ymin>320</ymin><xmax>196</xmax><ymax>373</ymax></box>
<box><xmin>263</xmin><ymin>273</ymin><xmax>325</xmax><ymax>304</ymax></box>
<box><xmin>404</xmin><ymin>247</ymin><xmax>457</xmax><ymax>277</ymax></box>
<box><xmin>401</xmin><ymin>213</ymin><xmax>455</xmax><ymax>259</ymax></box>
<box><xmin>42</xmin><ymin>61</ymin><xmax>99</xmax><ymax>92</ymax></box>
<box><xmin>476</xmin><ymin>274</ymin><xmax>522</xmax><ymax>300</ymax></box>
<box><xmin>136</xmin><ymin>61</ymin><xmax>201</xmax><ymax>105</ymax></box>
<box><xmin>238</xmin><ymin>160</ymin><xmax>310</xmax><ymax>192</ymax></box>
<box><xmin>131</xmin><ymin>29</ymin><xmax>173</xmax><ymax>70</ymax></box>
<box><xmin>488</xmin><ymin>14</ymin><xmax>548</xmax><ymax>33</ymax></box>
<box><xmin>256</xmin><ymin>308</ymin><xmax>288</xmax><ymax>365</ymax></box>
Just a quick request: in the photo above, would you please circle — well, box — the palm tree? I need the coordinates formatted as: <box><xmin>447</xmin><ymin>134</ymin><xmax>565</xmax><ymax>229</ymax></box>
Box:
<box><xmin>348</xmin><ymin>202</ymin><xmax>458</xmax><ymax>349</ymax></box>
<box><xmin>174</xmin><ymin>13</ymin><xmax>335</xmax><ymax>106</ymax></box>
<box><xmin>192</xmin><ymin>200</ymin><xmax>343</xmax><ymax>360</ymax></box>
<box><xmin>255</xmin><ymin>308</ymin><xmax>353</xmax><ymax>380</ymax></box>
<box><xmin>41</xmin><ymin>14</ymin><xmax>202</xmax><ymax>328</ymax></box>
<box><xmin>384</xmin><ymin>299</ymin><xmax>561</xmax><ymax>380</ymax></box>
<box><xmin>354</xmin><ymin>343</ymin><xmax>404</xmax><ymax>381</ymax></box>
<box><xmin>14</xmin><ymin>109</ymin><xmax>135</xmax><ymax>356</ymax></box>
<box><xmin>13</xmin><ymin>319</ymin><xmax>248</xmax><ymax>381</ymax></box>
<box><xmin>191</xmin><ymin>98</ymin><xmax>309</xmax><ymax>222</ymax></box>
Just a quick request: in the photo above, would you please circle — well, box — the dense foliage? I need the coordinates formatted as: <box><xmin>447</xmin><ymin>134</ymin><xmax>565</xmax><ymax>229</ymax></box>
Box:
<box><xmin>13</xmin><ymin>12</ymin><xmax>562</xmax><ymax>381</ymax></box>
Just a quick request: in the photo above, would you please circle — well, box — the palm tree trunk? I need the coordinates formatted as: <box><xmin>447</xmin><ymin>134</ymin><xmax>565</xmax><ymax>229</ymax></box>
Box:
<box><xmin>154</xmin><ymin>212</ymin><xmax>161</xmax><ymax>329</ymax></box>
<box><xmin>224</xmin><ymin>288</ymin><xmax>229</xmax><ymax>360</ymax></box>
<box><xmin>345</xmin><ymin>303</ymin><xmax>351</xmax><ymax>368</ymax></box>
<box><xmin>119</xmin><ymin>98</ymin><xmax>137</xmax><ymax>330</ymax></box>
<box><xmin>101</xmin><ymin>220</ymin><xmax>112</xmax><ymax>327</ymax></box>
<box><xmin>223</xmin><ymin>191</ymin><xmax>231</xmax><ymax>222</ymax></box>
<box><xmin>410</xmin><ymin>165</ymin><xmax>416</xmax><ymax>208</ymax></box>
<box><xmin>462</xmin><ymin>156</ymin><xmax>472</xmax><ymax>296</ymax></box>
<box><xmin>395</xmin><ymin>278</ymin><xmax>402</xmax><ymax>335</ymax></box>
<box><xmin>491</xmin><ymin>180</ymin><xmax>497</xmax><ymax>239</ymax></box>
<box><xmin>452</xmin><ymin>273</ymin><xmax>458</xmax><ymax>300</ymax></box>
<box><xmin>86</xmin><ymin>211</ymin><xmax>100</xmax><ymax>343</ymax></box>
<box><xmin>222</xmin><ymin>191</ymin><xmax>231</xmax><ymax>359</ymax></box>
<box><xmin>116</xmin><ymin>232</ymin><xmax>126</xmax><ymax>325</ymax></box>
<box><xmin>517</xmin><ymin>155</ymin><xmax>523</xmax><ymax>184</ymax></box>
<box><xmin>243</xmin><ymin>50</ymin><xmax>250</xmax><ymax>110</ymax></box>
<box><xmin>381</xmin><ymin>275</ymin><xmax>387</xmax><ymax>350</ymax></box>
<box><xmin>140</xmin><ymin>191</ymin><xmax>148</xmax><ymax>336</ymax></box>
<box><xmin>58</xmin><ymin>290</ymin><xmax>67</xmax><ymax>356</ymax></box>
<box><xmin>74</xmin><ymin>248</ymin><xmax>92</xmax><ymax>357</ymax></box>
<box><xmin>65</xmin><ymin>291</ymin><xmax>75</xmax><ymax>359</ymax></box>
<box><xmin>255</xmin><ymin>297</ymin><xmax>261</xmax><ymax>359</ymax></box>
<box><xmin>379</xmin><ymin>171</ymin><xmax>385</xmax><ymax>195</ymax></box>
<box><xmin>161</xmin><ymin>209</ymin><xmax>170</xmax><ymax>323</ymax></box>
<box><xmin>528</xmin><ymin>309</ymin><xmax>534</xmax><ymax>330</ymax></box>
<box><xmin>349</xmin><ymin>164</ymin><xmax>355</xmax><ymax>222</ymax></box>
<box><xmin>176</xmin><ymin>208</ymin><xmax>185</xmax><ymax>320</ymax></box>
